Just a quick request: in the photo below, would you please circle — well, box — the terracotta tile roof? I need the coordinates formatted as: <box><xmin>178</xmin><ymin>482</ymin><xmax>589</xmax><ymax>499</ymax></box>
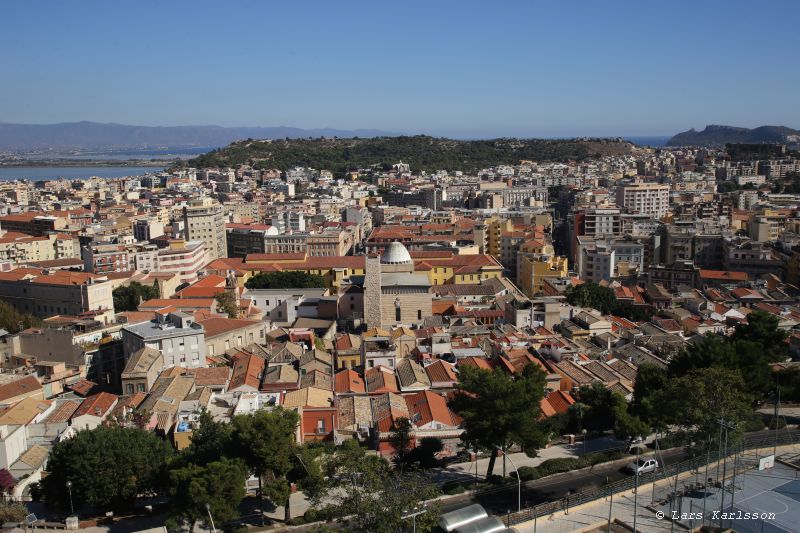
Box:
<box><xmin>283</xmin><ymin>387</ymin><xmax>333</xmax><ymax>408</ymax></box>
<box><xmin>698</xmin><ymin>269</ymin><xmax>748</xmax><ymax>282</ymax></box>
<box><xmin>139</xmin><ymin>298</ymin><xmax>216</xmax><ymax>310</ymax></box>
<box><xmin>229</xmin><ymin>354</ymin><xmax>265</xmax><ymax>391</ymax></box>
<box><xmin>544</xmin><ymin>390</ymin><xmax>575</xmax><ymax>414</ymax></box>
<box><xmin>365</xmin><ymin>366</ymin><xmax>399</xmax><ymax>393</ymax></box>
<box><xmin>457</xmin><ymin>356</ymin><xmax>492</xmax><ymax>371</ymax></box>
<box><xmin>539</xmin><ymin>397</ymin><xmax>557</xmax><ymax>418</ymax></box>
<box><xmin>300</xmin><ymin>369</ymin><xmax>333</xmax><ymax>391</ymax></box>
<box><xmin>371</xmin><ymin>392</ymin><xmax>409</xmax><ymax>432</ymax></box>
<box><xmin>72</xmin><ymin>392</ymin><xmax>118</xmax><ymax>419</ymax></box>
<box><xmin>0</xmin><ymin>375</ymin><xmax>42</xmax><ymax>403</ymax></box>
<box><xmin>425</xmin><ymin>360</ymin><xmax>458</xmax><ymax>385</ymax></box>
<box><xmin>334</xmin><ymin>369</ymin><xmax>366</xmax><ymax>394</ymax></box>
<box><xmin>44</xmin><ymin>399</ymin><xmax>81</xmax><ymax>424</ymax></box>
<box><xmin>337</xmin><ymin>395</ymin><xmax>373</xmax><ymax>430</ymax></box>
<box><xmin>187</xmin><ymin>366</ymin><xmax>231</xmax><ymax>387</ymax></box>
<box><xmin>405</xmin><ymin>390</ymin><xmax>458</xmax><ymax>427</ymax></box>
<box><xmin>396</xmin><ymin>359</ymin><xmax>431</xmax><ymax>390</ymax></box>
<box><xmin>0</xmin><ymin>397</ymin><xmax>52</xmax><ymax>425</ymax></box>
<box><xmin>197</xmin><ymin>317</ymin><xmax>262</xmax><ymax>338</ymax></box>
<box><xmin>262</xmin><ymin>364</ymin><xmax>300</xmax><ymax>386</ymax></box>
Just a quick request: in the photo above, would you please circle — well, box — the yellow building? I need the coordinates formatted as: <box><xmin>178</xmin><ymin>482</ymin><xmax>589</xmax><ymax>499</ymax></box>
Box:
<box><xmin>485</xmin><ymin>218</ymin><xmax>514</xmax><ymax>258</ymax></box>
<box><xmin>517</xmin><ymin>240</ymin><xmax>569</xmax><ymax>297</ymax></box>
<box><xmin>207</xmin><ymin>250</ymin><xmax>504</xmax><ymax>289</ymax></box>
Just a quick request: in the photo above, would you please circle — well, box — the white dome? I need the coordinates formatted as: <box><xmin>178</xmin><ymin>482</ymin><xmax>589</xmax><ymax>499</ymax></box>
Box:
<box><xmin>380</xmin><ymin>241</ymin><xmax>413</xmax><ymax>264</ymax></box>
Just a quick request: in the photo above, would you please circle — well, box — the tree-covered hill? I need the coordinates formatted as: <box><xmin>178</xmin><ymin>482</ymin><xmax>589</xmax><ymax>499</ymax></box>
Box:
<box><xmin>180</xmin><ymin>135</ymin><xmax>636</xmax><ymax>174</ymax></box>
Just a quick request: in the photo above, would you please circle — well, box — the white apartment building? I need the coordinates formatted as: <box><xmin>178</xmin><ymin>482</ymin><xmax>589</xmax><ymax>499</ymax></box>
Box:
<box><xmin>616</xmin><ymin>183</ymin><xmax>669</xmax><ymax>218</ymax></box>
<box><xmin>155</xmin><ymin>240</ymin><xmax>208</xmax><ymax>284</ymax></box>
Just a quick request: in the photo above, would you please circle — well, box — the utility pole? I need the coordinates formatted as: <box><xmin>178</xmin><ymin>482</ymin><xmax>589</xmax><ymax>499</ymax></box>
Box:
<box><xmin>729</xmin><ymin>442</ymin><xmax>740</xmax><ymax>530</ymax></box>
<box><xmin>633</xmin><ymin>444</ymin><xmax>639</xmax><ymax>533</ymax></box>
<box><xmin>717</xmin><ymin>418</ymin><xmax>735</xmax><ymax>528</ymax></box>
<box><xmin>607</xmin><ymin>476</ymin><xmax>613</xmax><ymax>533</ymax></box>
<box><xmin>774</xmin><ymin>373</ymin><xmax>780</xmax><ymax>457</ymax></box>
<box><xmin>702</xmin><ymin>440</ymin><xmax>710</xmax><ymax>527</ymax></box>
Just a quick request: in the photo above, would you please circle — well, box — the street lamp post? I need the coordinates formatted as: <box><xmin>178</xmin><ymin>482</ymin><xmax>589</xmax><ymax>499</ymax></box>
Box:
<box><xmin>581</xmin><ymin>429</ymin><xmax>588</xmax><ymax>456</ymax></box>
<box><xmin>401</xmin><ymin>506</ymin><xmax>427</xmax><ymax>533</ymax></box>
<box><xmin>65</xmin><ymin>481</ymin><xmax>74</xmax><ymax>516</ymax></box>
<box><xmin>497</xmin><ymin>448</ymin><xmax>521</xmax><ymax>513</ymax></box>
<box><xmin>205</xmin><ymin>503</ymin><xmax>217</xmax><ymax>533</ymax></box>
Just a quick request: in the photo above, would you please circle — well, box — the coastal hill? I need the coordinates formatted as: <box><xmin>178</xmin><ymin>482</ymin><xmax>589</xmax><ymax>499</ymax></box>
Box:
<box><xmin>183</xmin><ymin>136</ymin><xmax>636</xmax><ymax>174</ymax></box>
<box><xmin>0</xmin><ymin>121</ymin><xmax>393</xmax><ymax>151</ymax></box>
<box><xmin>666</xmin><ymin>124</ymin><xmax>800</xmax><ymax>147</ymax></box>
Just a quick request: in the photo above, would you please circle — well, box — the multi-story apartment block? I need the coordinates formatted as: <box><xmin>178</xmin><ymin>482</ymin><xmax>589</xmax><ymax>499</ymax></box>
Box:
<box><xmin>616</xmin><ymin>182</ymin><xmax>669</xmax><ymax>218</ymax></box>
<box><xmin>271</xmin><ymin>211</ymin><xmax>306</xmax><ymax>233</ymax></box>
<box><xmin>121</xmin><ymin>312</ymin><xmax>207</xmax><ymax>369</ymax></box>
<box><xmin>154</xmin><ymin>240</ymin><xmax>208</xmax><ymax>284</ymax></box>
<box><xmin>82</xmin><ymin>244</ymin><xmax>130</xmax><ymax>274</ymax></box>
<box><xmin>133</xmin><ymin>219</ymin><xmax>165</xmax><ymax>242</ymax></box>
<box><xmin>226</xmin><ymin>224</ymin><xmax>280</xmax><ymax>258</ymax></box>
<box><xmin>183</xmin><ymin>198</ymin><xmax>227</xmax><ymax>260</ymax></box>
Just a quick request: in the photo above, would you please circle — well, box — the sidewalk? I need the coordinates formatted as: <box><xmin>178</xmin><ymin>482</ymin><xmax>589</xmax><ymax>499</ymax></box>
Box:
<box><xmin>511</xmin><ymin>443</ymin><xmax>800</xmax><ymax>533</ymax></box>
<box><xmin>434</xmin><ymin>435</ymin><xmax>628</xmax><ymax>486</ymax></box>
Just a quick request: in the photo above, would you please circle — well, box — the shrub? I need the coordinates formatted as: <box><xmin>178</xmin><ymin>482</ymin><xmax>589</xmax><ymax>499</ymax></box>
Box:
<box><xmin>443</xmin><ymin>483</ymin><xmax>466</xmax><ymax>495</ymax></box>
<box><xmin>517</xmin><ymin>466</ymin><xmax>539</xmax><ymax>481</ymax></box>
<box><xmin>287</xmin><ymin>517</ymin><xmax>306</xmax><ymax>526</ymax></box>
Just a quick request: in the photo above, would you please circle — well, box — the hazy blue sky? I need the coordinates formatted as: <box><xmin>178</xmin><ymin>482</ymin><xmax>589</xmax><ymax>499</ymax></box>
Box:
<box><xmin>1</xmin><ymin>0</ymin><xmax>798</xmax><ymax>137</ymax></box>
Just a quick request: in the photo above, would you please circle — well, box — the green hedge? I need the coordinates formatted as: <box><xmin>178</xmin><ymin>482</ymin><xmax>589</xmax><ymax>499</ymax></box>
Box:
<box><xmin>514</xmin><ymin>450</ymin><xmax>626</xmax><ymax>481</ymax></box>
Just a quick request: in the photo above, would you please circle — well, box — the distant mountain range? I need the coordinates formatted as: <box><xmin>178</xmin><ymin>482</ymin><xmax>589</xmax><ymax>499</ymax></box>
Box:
<box><xmin>0</xmin><ymin>121</ymin><xmax>395</xmax><ymax>151</ymax></box>
<box><xmin>666</xmin><ymin>125</ymin><xmax>800</xmax><ymax>147</ymax></box>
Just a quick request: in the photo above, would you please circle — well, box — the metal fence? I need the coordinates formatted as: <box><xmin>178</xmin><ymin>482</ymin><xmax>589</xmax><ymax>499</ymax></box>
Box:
<box><xmin>502</xmin><ymin>428</ymin><xmax>800</xmax><ymax>527</ymax></box>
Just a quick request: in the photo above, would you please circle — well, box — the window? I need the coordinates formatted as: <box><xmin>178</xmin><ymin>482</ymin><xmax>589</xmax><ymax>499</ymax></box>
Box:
<box><xmin>126</xmin><ymin>384</ymin><xmax>134</xmax><ymax>394</ymax></box>
<box><xmin>418</xmin><ymin>310</ymin><xmax>422</xmax><ymax>320</ymax></box>
<box><xmin>137</xmin><ymin>383</ymin><xmax>145</xmax><ymax>393</ymax></box>
<box><xmin>317</xmin><ymin>419</ymin><xmax>326</xmax><ymax>434</ymax></box>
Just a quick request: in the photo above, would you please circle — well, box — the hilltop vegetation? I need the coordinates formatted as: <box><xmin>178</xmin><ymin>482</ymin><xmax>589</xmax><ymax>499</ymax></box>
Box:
<box><xmin>182</xmin><ymin>135</ymin><xmax>635</xmax><ymax>174</ymax></box>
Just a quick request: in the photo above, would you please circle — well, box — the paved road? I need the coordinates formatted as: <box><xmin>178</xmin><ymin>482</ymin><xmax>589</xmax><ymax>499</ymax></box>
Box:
<box><xmin>439</xmin><ymin>447</ymin><xmax>687</xmax><ymax>516</ymax></box>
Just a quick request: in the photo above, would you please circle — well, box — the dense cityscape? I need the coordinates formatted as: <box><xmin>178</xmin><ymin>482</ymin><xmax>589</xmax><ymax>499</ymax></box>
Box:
<box><xmin>2</xmin><ymin>1</ymin><xmax>800</xmax><ymax>532</ymax></box>
<box><xmin>0</xmin><ymin>136</ymin><xmax>796</xmax><ymax>532</ymax></box>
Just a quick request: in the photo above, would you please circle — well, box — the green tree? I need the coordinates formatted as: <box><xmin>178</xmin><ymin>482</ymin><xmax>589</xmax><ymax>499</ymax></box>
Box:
<box><xmin>388</xmin><ymin>417</ymin><xmax>415</xmax><ymax>472</ymax></box>
<box><xmin>319</xmin><ymin>440</ymin><xmax>441</xmax><ymax>532</ymax></box>
<box><xmin>183</xmin><ymin>410</ymin><xmax>232</xmax><ymax>465</ymax></box>
<box><xmin>42</xmin><ymin>426</ymin><xmax>173</xmax><ymax>512</ymax></box>
<box><xmin>730</xmin><ymin>310</ymin><xmax>787</xmax><ymax>362</ymax></box>
<box><xmin>666</xmin><ymin>368</ymin><xmax>755</xmax><ymax>447</ymax></box>
<box><xmin>0</xmin><ymin>299</ymin><xmax>40</xmax><ymax>332</ymax></box>
<box><xmin>629</xmin><ymin>363</ymin><xmax>670</xmax><ymax>427</ymax></box>
<box><xmin>113</xmin><ymin>281</ymin><xmax>160</xmax><ymax>312</ymax></box>
<box><xmin>166</xmin><ymin>458</ymin><xmax>247</xmax><ymax>533</ymax></box>
<box><xmin>449</xmin><ymin>364</ymin><xmax>548</xmax><ymax>478</ymax></box>
<box><xmin>410</xmin><ymin>437</ymin><xmax>444</xmax><ymax>469</ymax></box>
<box><xmin>244</xmin><ymin>271</ymin><xmax>326</xmax><ymax>289</ymax></box>
<box><xmin>669</xmin><ymin>311</ymin><xmax>787</xmax><ymax>398</ymax></box>
<box><xmin>215</xmin><ymin>291</ymin><xmax>239</xmax><ymax>318</ymax></box>
<box><xmin>230</xmin><ymin>408</ymin><xmax>299</xmax><ymax>523</ymax></box>
<box><xmin>564</xmin><ymin>282</ymin><xmax>653</xmax><ymax>321</ymax></box>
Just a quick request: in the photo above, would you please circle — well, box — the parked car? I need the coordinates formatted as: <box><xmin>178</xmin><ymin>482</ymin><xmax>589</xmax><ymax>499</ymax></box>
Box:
<box><xmin>625</xmin><ymin>458</ymin><xmax>658</xmax><ymax>475</ymax></box>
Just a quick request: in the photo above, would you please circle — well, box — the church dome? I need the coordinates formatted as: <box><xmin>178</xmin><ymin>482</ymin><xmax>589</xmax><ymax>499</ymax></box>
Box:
<box><xmin>380</xmin><ymin>241</ymin><xmax>413</xmax><ymax>265</ymax></box>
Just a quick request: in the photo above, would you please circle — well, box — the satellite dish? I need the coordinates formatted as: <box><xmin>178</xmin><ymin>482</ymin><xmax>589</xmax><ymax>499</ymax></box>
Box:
<box><xmin>25</xmin><ymin>514</ymin><xmax>37</xmax><ymax>525</ymax></box>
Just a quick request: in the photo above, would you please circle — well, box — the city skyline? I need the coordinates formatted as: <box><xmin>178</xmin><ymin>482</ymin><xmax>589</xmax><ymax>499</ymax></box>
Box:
<box><xmin>2</xmin><ymin>0</ymin><xmax>799</xmax><ymax>137</ymax></box>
